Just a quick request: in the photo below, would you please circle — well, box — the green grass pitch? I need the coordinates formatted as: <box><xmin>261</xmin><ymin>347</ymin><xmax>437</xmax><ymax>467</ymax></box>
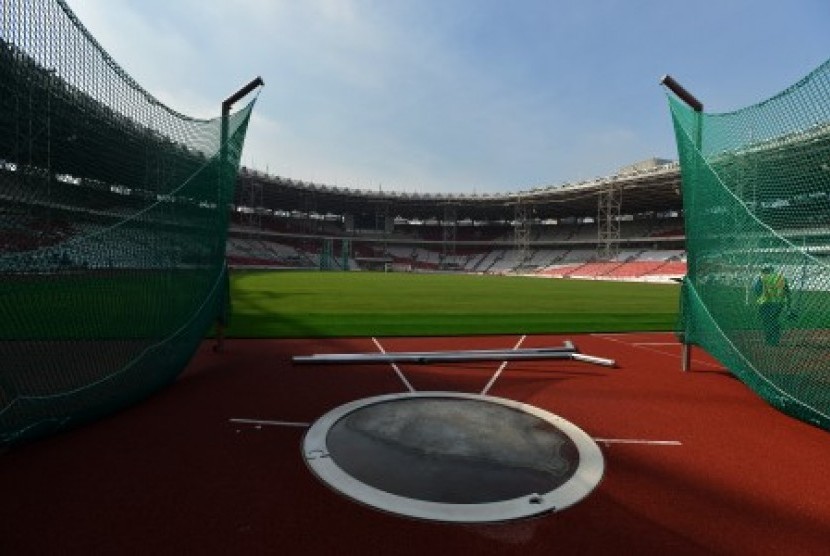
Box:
<box><xmin>225</xmin><ymin>270</ymin><xmax>680</xmax><ymax>338</ymax></box>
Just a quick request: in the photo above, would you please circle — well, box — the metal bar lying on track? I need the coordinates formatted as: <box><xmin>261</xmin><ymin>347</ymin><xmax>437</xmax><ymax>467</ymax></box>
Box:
<box><xmin>293</xmin><ymin>351</ymin><xmax>574</xmax><ymax>365</ymax></box>
<box><xmin>292</xmin><ymin>344</ymin><xmax>574</xmax><ymax>365</ymax></box>
<box><xmin>570</xmin><ymin>353</ymin><xmax>617</xmax><ymax>367</ymax></box>
<box><xmin>292</xmin><ymin>342</ymin><xmax>616</xmax><ymax>367</ymax></box>
<box><xmin>338</xmin><ymin>340</ymin><xmax>575</xmax><ymax>358</ymax></box>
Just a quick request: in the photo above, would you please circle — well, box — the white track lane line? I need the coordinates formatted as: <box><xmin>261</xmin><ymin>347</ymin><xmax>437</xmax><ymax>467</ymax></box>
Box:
<box><xmin>632</xmin><ymin>342</ymin><xmax>682</xmax><ymax>346</ymax></box>
<box><xmin>591</xmin><ymin>333</ymin><xmax>723</xmax><ymax>369</ymax></box>
<box><xmin>372</xmin><ymin>337</ymin><xmax>416</xmax><ymax>393</ymax></box>
<box><xmin>229</xmin><ymin>418</ymin><xmax>310</xmax><ymax>428</ymax></box>
<box><xmin>480</xmin><ymin>335</ymin><xmax>527</xmax><ymax>396</ymax></box>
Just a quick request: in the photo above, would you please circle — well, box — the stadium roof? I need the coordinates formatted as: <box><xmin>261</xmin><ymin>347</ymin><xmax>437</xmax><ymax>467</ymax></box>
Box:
<box><xmin>235</xmin><ymin>161</ymin><xmax>683</xmax><ymax>222</ymax></box>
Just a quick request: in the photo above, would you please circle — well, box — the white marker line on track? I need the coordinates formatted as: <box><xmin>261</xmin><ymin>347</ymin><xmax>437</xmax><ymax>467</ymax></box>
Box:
<box><xmin>229</xmin><ymin>418</ymin><xmax>310</xmax><ymax>428</ymax></box>
<box><xmin>632</xmin><ymin>342</ymin><xmax>682</xmax><ymax>346</ymax></box>
<box><xmin>591</xmin><ymin>334</ymin><xmax>722</xmax><ymax>369</ymax></box>
<box><xmin>593</xmin><ymin>438</ymin><xmax>682</xmax><ymax>446</ymax></box>
<box><xmin>480</xmin><ymin>335</ymin><xmax>527</xmax><ymax>396</ymax></box>
<box><xmin>372</xmin><ymin>337</ymin><xmax>416</xmax><ymax>393</ymax></box>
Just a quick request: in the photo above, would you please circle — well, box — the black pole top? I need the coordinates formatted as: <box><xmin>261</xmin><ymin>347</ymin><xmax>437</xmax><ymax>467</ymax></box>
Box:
<box><xmin>222</xmin><ymin>76</ymin><xmax>265</xmax><ymax>115</ymax></box>
<box><xmin>660</xmin><ymin>74</ymin><xmax>703</xmax><ymax>112</ymax></box>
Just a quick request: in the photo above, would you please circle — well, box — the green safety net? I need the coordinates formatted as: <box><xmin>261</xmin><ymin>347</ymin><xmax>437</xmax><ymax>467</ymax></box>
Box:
<box><xmin>668</xmin><ymin>58</ymin><xmax>830</xmax><ymax>430</ymax></box>
<box><xmin>1</xmin><ymin>0</ymin><xmax>257</xmax><ymax>445</ymax></box>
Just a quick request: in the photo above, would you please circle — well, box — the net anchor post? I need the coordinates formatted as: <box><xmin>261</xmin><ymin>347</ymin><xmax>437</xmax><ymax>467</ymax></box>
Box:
<box><xmin>220</xmin><ymin>76</ymin><xmax>265</xmax><ymax>190</ymax></box>
<box><xmin>660</xmin><ymin>75</ymin><xmax>702</xmax><ymax>373</ymax></box>
<box><xmin>660</xmin><ymin>75</ymin><xmax>703</xmax><ymax>112</ymax></box>
<box><xmin>215</xmin><ymin>77</ymin><xmax>264</xmax><ymax>352</ymax></box>
<box><xmin>681</xmin><ymin>342</ymin><xmax>692</xmax><ymax>372</ymax></box>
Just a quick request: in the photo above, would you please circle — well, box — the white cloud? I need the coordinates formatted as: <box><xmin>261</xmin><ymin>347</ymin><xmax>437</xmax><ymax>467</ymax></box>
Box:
<box><xmin>65</xmin><ymin>0</ymin><xmax>214</xmax><ymax>111</ymax></box>
<box><xmin>58</xmin><ymin>0</ymin><xmax>655</xmax><ymax>193</ymax></box>
<box><xmin>57</xmin><ymin>0</ymin><xmax>829</xmax><ymax>194</ymax></box>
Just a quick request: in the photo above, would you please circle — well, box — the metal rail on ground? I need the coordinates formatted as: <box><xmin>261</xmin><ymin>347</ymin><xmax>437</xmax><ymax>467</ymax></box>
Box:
<box><xmin>292</xmin><ymin>341</ymin><xmax>616</xmax><ymax>367</ymax></box>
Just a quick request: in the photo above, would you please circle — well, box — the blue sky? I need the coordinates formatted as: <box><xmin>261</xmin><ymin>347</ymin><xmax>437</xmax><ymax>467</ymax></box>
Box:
<box><xmin>64</xmin><ymin>0</ymin><xmax>829</xmax><ymax>194</ymax></box>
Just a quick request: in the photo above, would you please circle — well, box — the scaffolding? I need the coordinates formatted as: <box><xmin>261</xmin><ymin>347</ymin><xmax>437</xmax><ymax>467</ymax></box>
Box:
<box><xmin>597</xmin><ymin>183</ymin><xmax>622</xmax><ymax>261</ymax></box>
<box><xmin>514</xmin><ymin>198</ymin><xmax>531</xmax><ymax>268</ymax></box>
<box><xmin>441</xmin><ymin>204</ymin><xmax>457</xmax><ymax>269</ymax></box>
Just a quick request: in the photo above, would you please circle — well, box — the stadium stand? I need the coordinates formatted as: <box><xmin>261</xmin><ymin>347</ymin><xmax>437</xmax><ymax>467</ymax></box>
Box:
<box><xmin>227</xmin><ymin>155</ymin><xmax>688</xmax><ymax>280</ymax></box>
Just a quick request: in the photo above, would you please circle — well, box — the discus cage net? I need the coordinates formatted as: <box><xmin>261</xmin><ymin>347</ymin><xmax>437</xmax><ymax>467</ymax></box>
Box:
<box><xmin>1</xmin><ymin>0</ymin><xmax>257</xmax><ymax>446</ymax></box>
<box><xmin>667</xmin><ymin>58</ymin><xmax>830</xmax><ymax>430</ymax></box>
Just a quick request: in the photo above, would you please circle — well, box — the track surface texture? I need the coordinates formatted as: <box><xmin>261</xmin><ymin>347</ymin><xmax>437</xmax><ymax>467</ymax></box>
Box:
<box><xmin>2</xmin><ymin>333</ymin><xmax>829</xmax><ymax>555</ymax></box>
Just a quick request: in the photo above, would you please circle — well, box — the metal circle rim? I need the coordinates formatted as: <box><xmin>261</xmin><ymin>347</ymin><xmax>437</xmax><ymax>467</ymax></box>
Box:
<box><xmin>302</xmin><ymin>391</ymin><xmax>604</xmax><ymax>523</ymax></box>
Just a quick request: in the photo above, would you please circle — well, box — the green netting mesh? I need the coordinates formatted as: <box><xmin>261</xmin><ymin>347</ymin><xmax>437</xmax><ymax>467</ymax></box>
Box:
<box><xmin>668</xmin><ymin>59</ymin><xmax>830</xmax><ymax>430</ymax></box>
<box><xmin>1</xmin><ymin>0</ymin><xmax>257</xmax><ymax>445</ymax></box>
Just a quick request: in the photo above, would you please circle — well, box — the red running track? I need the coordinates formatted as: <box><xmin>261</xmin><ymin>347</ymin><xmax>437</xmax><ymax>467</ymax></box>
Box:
<box><xmin>1</xmin><ymin>333</ymin><xmax>829</xmax><ymax>555</ymax></box>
